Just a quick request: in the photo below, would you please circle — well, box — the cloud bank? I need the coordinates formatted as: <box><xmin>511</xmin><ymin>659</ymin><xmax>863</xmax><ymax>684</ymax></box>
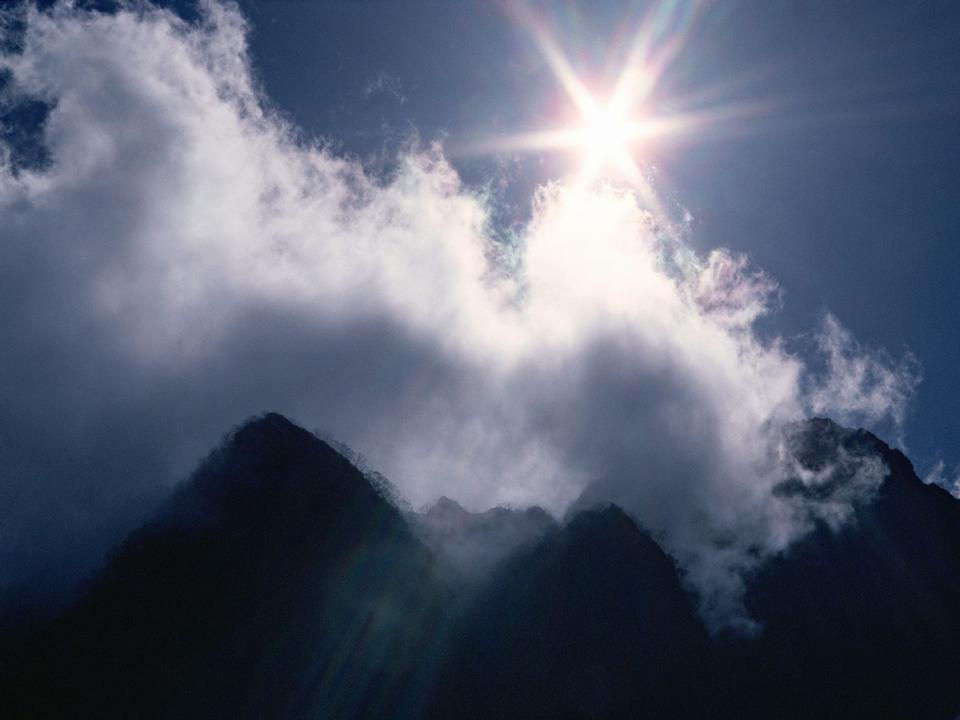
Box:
<box><xmin>0</xmin><ymin>1</ymin><xmax>919</xmax><ymax>629</ymax></box>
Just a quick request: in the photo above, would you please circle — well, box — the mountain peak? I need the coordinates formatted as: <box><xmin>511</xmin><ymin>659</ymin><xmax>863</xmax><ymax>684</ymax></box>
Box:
<box><xmin>413</xmin><ymin>497</ymin><xmax>556</xmax><ymax>583</ymax></box>
<box><xmin>5</xmin><ymin>413</ymin><xmax>444</xmax><ymax>718</ymax></box>
<box><xmin>158</xmin><ymin>412</ymin><xmax>380</xmax><ymax>535</ymax></box>
<box><xmin>784</xmin><ymin>416</ymin><xmax>878</xmax><ymax>471</ymax></box>
<box><xmin>224</xmin><ymin>411</ymin><xmax>327</xmax><ymax>461</ymax></box>
<box><xmin>422</xmin><ymin>496</ymin><xmax>470</xmax><ymax>520</ymax></box>
<box><xmin>232</xmin><ymin>410</ymin><xmax>302</xmax><ymax>438</ymax></box>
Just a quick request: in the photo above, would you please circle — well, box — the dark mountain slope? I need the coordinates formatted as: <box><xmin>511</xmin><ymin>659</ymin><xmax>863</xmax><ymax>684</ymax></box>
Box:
<box><xmin>722</xmin><ymin>419</ymin><xmax>960</xmax><ymax>719</ymax></box>
<box><xmin>426</xmin><ymin>505</ymin><xmax>713</xmax><ymax>720</ymax></box>
<box><xmin>429</xmin><ymin>418</ymin><xmax>960</xmax><ymax>720</ymax></box>
<box><xmin>2</xmin><ymin>413</ymin><xmax>448</xmax><ymax>719</ymax></box>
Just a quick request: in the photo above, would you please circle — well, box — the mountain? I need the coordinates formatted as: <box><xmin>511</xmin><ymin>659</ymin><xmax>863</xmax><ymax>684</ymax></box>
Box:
<box><xmin>722</xmin><ymin>418</ymin><xmax>960</xmax><ymax>719</ymax></box>
<box><xmin>2</xmin><ymin>414</ymin><xmax>959</xmax><ymax>719</ymax></box>
<box><xmin>425</xmin><ymin>504</ymin><xmax>714</xmax><ymax>719</ymax></box>
<box><xmin>411</xmin><ymin>496</ymin><xmax>556</xmax><ymax>584</ymax></box>
<box><xmin>1</xmin><ymin>413</ymin><xmax>448</xmax><ymax>719</ymax></box>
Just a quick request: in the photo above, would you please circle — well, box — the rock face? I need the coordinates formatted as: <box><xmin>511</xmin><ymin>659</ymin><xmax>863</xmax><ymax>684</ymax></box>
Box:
<box><xmin>2</xmin><ymin>414</ymin><xmax>959</xmax><ymax>719</ymax></box>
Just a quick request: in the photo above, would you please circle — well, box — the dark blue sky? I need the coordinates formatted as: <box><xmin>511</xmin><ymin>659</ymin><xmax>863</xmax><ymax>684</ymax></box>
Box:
<box><xmin>228</xmin><ymin>0</ymin><xmax>960</xmax><ymax>476</ymax></box>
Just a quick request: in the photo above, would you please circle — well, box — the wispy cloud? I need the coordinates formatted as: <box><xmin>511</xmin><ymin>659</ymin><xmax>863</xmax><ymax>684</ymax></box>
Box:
<box><xmin>924</xmin><ymin>459</ymin><xmax>960</xmax><ymax>499</ymax></box>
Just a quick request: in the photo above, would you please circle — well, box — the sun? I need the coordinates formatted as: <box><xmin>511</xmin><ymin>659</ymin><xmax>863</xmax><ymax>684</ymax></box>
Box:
<box><xmin>451</xmin><ymin>1</ymin><xmax>734</xmax><ymax>214</ymax></box>
<box><xmin>582</xmin><ymin>104</ymin><xmax>634</xmax><ymax>164</ymax></box>
<box><xmin>571</xmin><ymin>98</ymin><xmax>657</xmax><ymax>187</ymax></box>
<box><xmin>451</xmin><ymin>3</ymin><xmax>690</xmax><ymax>202</ymax></box>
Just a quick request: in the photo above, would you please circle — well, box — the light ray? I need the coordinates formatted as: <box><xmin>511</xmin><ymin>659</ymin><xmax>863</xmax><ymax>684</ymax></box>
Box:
<box><xmin>513</xmin><ymin>3</ymin><xmax>600</xmax><ymax>119</ymax></box>
<box><xmin>452</xmin><ymin>0</ymin><xmax>772</xmax><ymax>224</ymax></box>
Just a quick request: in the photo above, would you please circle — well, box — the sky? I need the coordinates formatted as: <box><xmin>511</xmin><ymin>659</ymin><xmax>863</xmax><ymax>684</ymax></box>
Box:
<box><xmin>0</xmin><ymin>0</ymin><xmax>958</xmax><ymax>629</ymax></box>
<box><xmin>236</xmin><ymin>0</ymin><xmax>960</xmax><ymax>466</ymax></box>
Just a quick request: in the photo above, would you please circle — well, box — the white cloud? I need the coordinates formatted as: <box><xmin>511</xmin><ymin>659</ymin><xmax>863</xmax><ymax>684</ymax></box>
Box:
<box><xmin>924</xmin><ymin>459</ymin><xmax>960</xmax><ymax>499</ymax></box>
<box><xmin>807</xmin><ymin>313</ymin><xmax>921</xmax><ymax>443</ymax></box>
<box><xmin>0</xmin><ymin>1</ymin><xmax>921</xmax><ymax>629</ymax></box>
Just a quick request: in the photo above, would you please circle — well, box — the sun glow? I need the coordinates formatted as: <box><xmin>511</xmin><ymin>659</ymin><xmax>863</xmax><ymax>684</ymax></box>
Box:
<box><xmin>571</xmin><ymin>99</ymin><xmax>657</xmax><ymax>189</ymax></box>
<box><xmin>583</xmin><ymin>105</ymin><xmax>636</xmax><ymax>163</ymax></box>
<box><xmin>453</xmin><ymin>1</ymin><xmax>724</xmax><ymax>214</ymax></box>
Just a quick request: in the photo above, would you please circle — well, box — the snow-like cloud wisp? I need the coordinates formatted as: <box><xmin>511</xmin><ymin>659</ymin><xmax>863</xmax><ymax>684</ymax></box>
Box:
<box><xmin>0</xmin><ymin>1</ymin><xmax>919</xmax><ymax>630</ymax></box>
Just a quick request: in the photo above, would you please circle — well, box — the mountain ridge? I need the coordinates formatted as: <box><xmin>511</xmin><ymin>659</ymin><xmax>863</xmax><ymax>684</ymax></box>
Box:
<box><xmin>2</xmin><ymin>412</ymin><xmax>958</xmax><ymax>719</ymax></box>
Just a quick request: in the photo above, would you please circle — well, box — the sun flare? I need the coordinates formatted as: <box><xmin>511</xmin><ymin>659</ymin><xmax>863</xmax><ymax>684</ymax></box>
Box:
<box><xmin>451</xmin><ymin>1</ymin><xmax>708</xmax><ymax>212</ymax></box>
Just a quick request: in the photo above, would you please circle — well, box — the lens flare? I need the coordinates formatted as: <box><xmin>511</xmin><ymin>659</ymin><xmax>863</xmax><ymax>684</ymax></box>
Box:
<box><xmin>453</xmin><ymin>1</ymin><xmax>715</xmax><ymax>216</ymax></box>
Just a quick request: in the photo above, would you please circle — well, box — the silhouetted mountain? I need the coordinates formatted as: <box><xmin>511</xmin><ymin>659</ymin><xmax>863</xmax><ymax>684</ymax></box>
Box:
<box><xmin>425</xmin><ymin>504</ymin><xmax>713</xmax><ymax>719</ymax></box>
<box><xmin>2</xmin><ymin>414</ymin><xmax>959</xmax><ymax>719</ymax></box>
<box><xmin>412</xmin><ymin>496</ymin><xmax>556</xmax><ymax>584</ymax></box>
<box><xmin>1</xmin><ymin>413</ymin><xmax>448</xmax><ymax>719</ymax></box>
<box><xmin>721</xmin><ymin>418</ymin><xmax>960</xmax><ymax>719</ymax></box>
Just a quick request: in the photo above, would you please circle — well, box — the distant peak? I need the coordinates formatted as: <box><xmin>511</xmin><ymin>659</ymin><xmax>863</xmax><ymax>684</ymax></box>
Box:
<box><xmin>789</xmin><ymin>415</ymin><xmax>888</xmax><ymax>448</ymax></box>
<box><xmin>783</xmin><ymin>416</ymin><xmax>886</xmax><ymax>472</ymax></box>
<box><xmin>423</xmin><ymin>496</ymin><xmax>469</xmax><ymax>519</ymax></box>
